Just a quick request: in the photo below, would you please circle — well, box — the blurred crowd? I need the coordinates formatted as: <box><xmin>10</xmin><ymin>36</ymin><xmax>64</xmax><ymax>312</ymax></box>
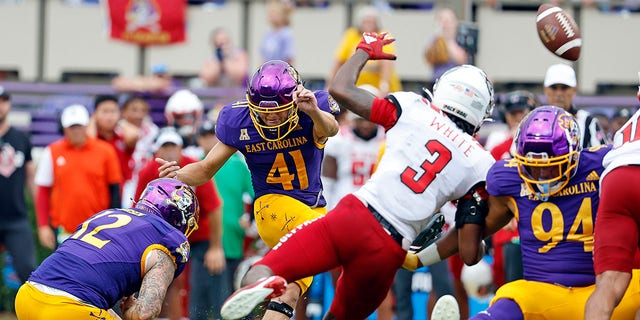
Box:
<box><xmin>1</xmin><ymin>1</ymin><xmax>639</xmax><ymax>319</ymax></box>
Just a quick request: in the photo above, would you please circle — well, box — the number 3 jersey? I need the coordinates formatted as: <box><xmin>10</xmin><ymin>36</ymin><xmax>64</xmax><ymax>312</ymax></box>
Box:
<box><xmin>354</xmin><ymin>92</ymin><xmax>495</xmax><ymax>242</ymax></box>
<box><xmin>28</xmin><ymin>208</ymin><xmax>190</xmax><ymax>310</ymax></box>
<box><xmin>215</xmin><ymin>90</ymin><xmax>340</xmax><ymax>208</ymax></box>
<box><xmin>486</xmin><ymin>145</ymin><xmax>611</xmax><ymax>287</ymax></box>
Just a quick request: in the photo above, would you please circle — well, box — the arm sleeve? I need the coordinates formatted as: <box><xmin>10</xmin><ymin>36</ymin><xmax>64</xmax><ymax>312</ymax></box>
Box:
<box><xmin>134</xmin><ymin>164</ymin><xmax>154</xmax><ymax>201</ymax></box>
<box><xmin>34</xmin><ymin>147</ymin><xmax>54</xmax><ymax>187</ymax></box>
<box><xmin>369</xmin><ymin>98</ymin><xmax>400</xmax><ymax>131</ymax></box>
<box><xmin>36</xmin><ymin>186</ymin><xmax>52</xmax><ymax>227</ymax></box>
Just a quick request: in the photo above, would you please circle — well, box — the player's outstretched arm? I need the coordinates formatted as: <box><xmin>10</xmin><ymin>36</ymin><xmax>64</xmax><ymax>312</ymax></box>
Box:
<box><xmin>415</xmin><ymin>194</ymin><xmax>513</xmax><ymax>268</ymax></box>
<box><xmin>156</xmin><ymin>141</ymin><xmax>237</xmax><ymax>186</ymax></box>
<box><xmin>329</xmin><ymin>32</ymin><xmax>396</xmax><ymax>120</ymax></box>
<box><xmin>121</xmin><ymin>249</ymin><xmax>176</xmax><ymax>320</ymax></box>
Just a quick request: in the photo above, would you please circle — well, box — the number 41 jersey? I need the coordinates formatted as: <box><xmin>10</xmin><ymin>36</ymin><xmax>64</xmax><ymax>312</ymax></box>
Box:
<box><xmin>486</xmin><ymin>145</ymin><xmax>611</xmax><ymax>287</ymax></box>
<box><xmin>215</xmin><ymin>90</ymin><xmax>340</xmax><ymax>207</ymax></box>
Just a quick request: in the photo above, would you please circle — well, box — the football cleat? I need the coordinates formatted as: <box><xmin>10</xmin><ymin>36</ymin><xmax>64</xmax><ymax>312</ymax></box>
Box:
<box><xmin>220</xmin><ymin>275</ymin><xmax>287</xmax><ymax>320</ymax></box>
<box><xmin>431</xmin><ymin>294</ymin><xmax>461</xmax><ymax>320</ymax></box>
<box><xmin>409</xmin><ymin>212</ymin><xmax>446</xmax><ymax>254</ymax></box>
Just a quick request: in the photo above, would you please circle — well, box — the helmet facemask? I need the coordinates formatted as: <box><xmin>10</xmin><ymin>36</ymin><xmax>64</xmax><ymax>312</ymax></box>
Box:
<box><xmin>246</xmin><ymin>60</ymin><xmax>301</xmax><ymax>142</ymax></box>
<box><xmin>515</xmin><ymin>151</ymin><xmax>578</xmax><ymax>201</ymax></box>
<box><xmin>514</xmin><ymin>106</ymin><xmax>581</xmax><ymax>201</ymax></box>
<box><xmin>247</xmin><ymin>94</ymin><xmax>299</xmax><ymax>142</ymax></box>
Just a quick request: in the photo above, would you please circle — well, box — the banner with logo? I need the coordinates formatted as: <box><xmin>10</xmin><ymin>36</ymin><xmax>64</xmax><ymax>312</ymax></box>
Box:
<box><xmin>107</xmin><ymin>0</ymin><xmax>186</xmax><ymax>45</ymax></box>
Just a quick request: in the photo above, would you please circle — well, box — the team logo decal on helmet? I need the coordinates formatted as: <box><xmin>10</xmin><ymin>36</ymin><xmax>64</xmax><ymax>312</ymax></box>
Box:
<box><xmin>514</xmin><ymin>106</ymin><xmax>581</xmax><ymax>201</ymax></box>
<box><xmin>246</xmin><ymin>60</ymin><xmax>301</xmax><ymax>142</ymax></box>
<box><xmin>135</xmin><ymin>178</ymin><xmax>200</xmax><ymax>237</ymax></box>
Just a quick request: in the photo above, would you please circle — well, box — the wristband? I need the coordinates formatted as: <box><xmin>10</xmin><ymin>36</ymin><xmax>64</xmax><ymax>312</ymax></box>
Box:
<box><xmin>416</xmin><ymin>243</ymin><xmax>442</xmax><ymax>267</ymax></box>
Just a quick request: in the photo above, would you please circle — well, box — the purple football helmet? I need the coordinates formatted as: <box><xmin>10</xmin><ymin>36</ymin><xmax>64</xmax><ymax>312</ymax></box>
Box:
<box><xmin>135</xmin><ymin>178</ymin><xmax>200</xmax><ymax>237</ymax></box>
<box><xmin>514</xmin><ymin>106</ymin><xmax>581</xmax><ymax>200</ymax></box>
<box><xmin>246</xmin><ymin>60</ymin><xmax>301</xmax><ymax>141</ymax></box>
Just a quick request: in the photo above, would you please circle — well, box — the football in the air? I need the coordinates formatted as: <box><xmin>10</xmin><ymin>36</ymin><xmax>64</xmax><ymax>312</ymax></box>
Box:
<box><xmin>536</xmin><ymin>4</ymin><xmax>582</xmax><ymax>61</ymax></box>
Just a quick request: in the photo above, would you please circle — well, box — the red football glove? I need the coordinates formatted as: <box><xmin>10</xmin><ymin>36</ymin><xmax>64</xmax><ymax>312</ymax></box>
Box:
<box><xmin>356</xmin><ymin>32</ymin><xmax>396</xmax><ymax>60</ymax></box>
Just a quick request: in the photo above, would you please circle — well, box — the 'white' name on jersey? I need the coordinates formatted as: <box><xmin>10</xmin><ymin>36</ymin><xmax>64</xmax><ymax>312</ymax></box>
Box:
<box><xmin>354</xmin><ymin>92</ymin><xmax>494</xmax><ymax>241</ymax></box>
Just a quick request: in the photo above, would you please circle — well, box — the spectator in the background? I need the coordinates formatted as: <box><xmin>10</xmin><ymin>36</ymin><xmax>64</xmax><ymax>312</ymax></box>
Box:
<box><xmin>135</xmin><ymin>127</ymin><xmax>223</xmax><ymax>320</ymax></box>
<box><xmin>326</xmin><ymin>5</ymin><xmax>402</xmax><ymax>96</ymax></box>
<box><xmin>35</xmin><ymin>104</ymin><xmax>122</xmax><ymax>249</ymax></box>
<box><xmin>120</xmin><ymin>96</ymin><xmax>158</xmax><ymax>207</ymax></box>
<box><xmin>591</xmin><ymin>111</ymin><xmax>613</xmax><ymax>142</ymax></box>
<box><xmin>489</xmin><ymin>90</ymin><xmax>537</xmax><ymax>160</ymax></box>
<box><xmin>611</xmin><ymin>107</ymin><xmax>633</xmax><ymax>134</ymax></box>
<box><xmin>199</xmin><ymin>27</ymin><xmax>249</xmax><ymax>88</ymax></box>
<box><xmin>425</xmin><ymin>7</ymin><xmax>468</xmax><ymax>81</ymax></box>
<box><xmin>261</xmin><ymin>0</ymin><xmax>295</xmax><ymax>64</ymax></box>
<box><xmin>196</xmin><ymin>120</ymin><xmax>255</xmax><ymax>319</ymax></box>
<box><xmin>0</xmin><ymin>86</ymin><xmax>36</xmax><ymax>284</ymax></box>
<box><xmin>164</xmin><ymin>89</ymin><xmax>205</xmax><ymax>159</ymax></box>
<box><xmin>88</xmin><ymin>95</ymin><xmax>139</xmax><ymax>206</ymax></box>
<box><xmin>543</xmin><ymin>63</ymin><xmax>608</xmax><ymax>148</ymax></box>
<box><xmin>294</xmin><ymin>0</ymin><xmax>329</xmax><ymax>7</ymax></box>
<box><xmin>111</xmin><ymin>63</ymin><xmax>174</xmax><ymax>94</ymax></box>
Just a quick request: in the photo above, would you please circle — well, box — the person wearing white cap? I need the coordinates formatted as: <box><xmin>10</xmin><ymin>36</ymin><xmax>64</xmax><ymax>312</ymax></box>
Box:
<box><xmin>34</xmin><ymin>104</ymin><xmax>123</xmax><ymax>250</ymax></box>
<box><xmin>543</xmin><ymin>63</ymin><xmax>608</xmax><ymax>148</ymax></box>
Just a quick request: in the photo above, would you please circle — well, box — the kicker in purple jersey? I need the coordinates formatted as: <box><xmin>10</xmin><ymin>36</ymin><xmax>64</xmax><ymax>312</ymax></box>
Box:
<box><xmin>28</xmin><ymin>208</ymin><xmax>190</xmax><ymax>310</ymax></box>
<box><xmin>215</xmin><ymin>90</ymin><xmax>340</xmax><ymax>207</ymax></box>
<box><xmin>486</xmin><ymin>145</ymin><xmax>611</xmax><ymax>287</ymax></box>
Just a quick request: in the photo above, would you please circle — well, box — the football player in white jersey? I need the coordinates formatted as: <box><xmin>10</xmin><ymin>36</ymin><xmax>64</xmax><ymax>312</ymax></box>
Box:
<box><xmin>585</xmin><ymin>90</ymin><xmax>640</xmax><ymax>319</ymax></box>
<box><xmin>322</xmin><ymin>110</ymin><xmax>385</xmax><ymax>210</ymax></box>
<box><xmin>220</xmin><ymin>32</ymin><xmax>495</xmax><ymax>320</ymax></box>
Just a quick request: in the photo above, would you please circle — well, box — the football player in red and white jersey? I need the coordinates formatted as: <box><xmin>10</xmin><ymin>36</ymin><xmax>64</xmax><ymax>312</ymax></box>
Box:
<box><xmin>585</xmin><ymin>87</ymin><xmax>640</xmax><ymax>320</ymax></box>
<box><xmin>220</xmin><ymin>32</ymin><xmax>495</xmax><ymax>320</ymax></box>
<box><xmin>322</xmin><ymin>110</ymin><xmax>385</xmax><ymax>210</ymax></box>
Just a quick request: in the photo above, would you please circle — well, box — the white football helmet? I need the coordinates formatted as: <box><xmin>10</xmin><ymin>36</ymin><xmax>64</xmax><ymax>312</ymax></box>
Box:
<box><xmin>165</xmin><ymin>89</ymin><xmax>204</xmax><ymax>138</ymax></box>
<box><xmin>461</xmin><ymin>259</ymin><xmax>494</xmax><ymax>300</ymax></box>
<box><xmin>432</xmin><ymin>65</ymin><xmax>494</xmax><ymax>134</ymax></box>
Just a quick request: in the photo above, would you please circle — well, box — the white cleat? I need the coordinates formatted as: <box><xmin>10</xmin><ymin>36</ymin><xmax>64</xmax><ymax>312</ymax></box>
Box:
<box><xmin>431</xmin><ymin>294</ymin><xmax>461</xmax><ymax>320</ymax></box>
<box><xmin>220</xmin><ymin>275</ymin><xmax>287</xmax><ymax>320</ymax></box>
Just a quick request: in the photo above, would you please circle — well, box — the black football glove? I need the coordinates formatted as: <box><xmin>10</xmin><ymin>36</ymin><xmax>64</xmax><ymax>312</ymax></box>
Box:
<box><xmin>454</xmin><ymin>183</ymin><xmax>489</xmax><ymax>229</ymax></box>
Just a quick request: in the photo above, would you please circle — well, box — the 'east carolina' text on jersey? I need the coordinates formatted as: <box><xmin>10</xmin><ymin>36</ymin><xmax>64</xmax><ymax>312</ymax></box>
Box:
<box><xmin>28</xmin><ymin>208</ymin><xmax>190</xmax><ymax>310</ymax></box>
<box><xmin>486</xmin><ymin>145</ymin><xmax>611</xmax><ymax>287</ymax></box>
<box><xmin>355</xmin><ymin>92</ymin><xmax>495</xmax><ymax>242</ymax></box>
<box><xmin>216</xmin><ymin>90</ymin><xmax>340</xmax><ymax>208</ymax></box>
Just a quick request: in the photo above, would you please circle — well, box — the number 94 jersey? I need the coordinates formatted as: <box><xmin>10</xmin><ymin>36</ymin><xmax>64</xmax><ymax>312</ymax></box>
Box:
<box><xmin>28</xmin><ymin>208</ymin><xmax>190</xmax><ymax>310</ymax></box>
<box><xmin>486</xmin><ymin>145</ymin><xmax>612</xmax><ymax>287</ymax></box>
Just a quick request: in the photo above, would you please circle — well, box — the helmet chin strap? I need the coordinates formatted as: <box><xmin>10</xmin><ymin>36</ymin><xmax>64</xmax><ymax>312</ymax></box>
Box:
<box><xmin>536</xmin><ymin>183</ymin><xmax>550</xmax><ymax>202</ymax></box>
